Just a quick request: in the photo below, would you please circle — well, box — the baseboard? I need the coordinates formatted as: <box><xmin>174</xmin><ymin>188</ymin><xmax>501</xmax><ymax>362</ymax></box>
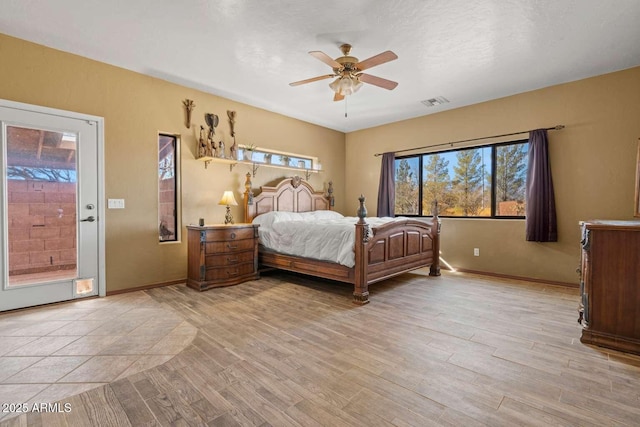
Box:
<box><xmin>106</xmin><ymin>278</ymin><xmax>187</xmax><ymax>296</ymax></box>
<box><xmin>447</xmin><ymin>267</ymin><xmax>578</xmax><ymax>288</ymax></box>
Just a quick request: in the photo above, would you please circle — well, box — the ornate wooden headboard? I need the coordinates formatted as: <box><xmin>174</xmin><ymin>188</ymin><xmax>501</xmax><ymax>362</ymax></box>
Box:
<box><xmin>243</xmin><ymin>174</ymin><xmax>334</xmax><ymax>223</ymax></box>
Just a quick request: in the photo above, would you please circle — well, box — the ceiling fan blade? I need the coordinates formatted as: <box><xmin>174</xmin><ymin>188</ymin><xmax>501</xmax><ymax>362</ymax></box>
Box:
<box><xmin>289</xmin><ymin>74</ymin><xmax>335</xmax><ymax>86</ymax></box>
<box><xmin>356</xmin><ymin>51</ymin><xmax>398</xmax><ymax>71</ymax></box>
<box><xmin>309</xmin><ymin>51</ymin><xmax>342</xmax><ymax>69</ymax></box>
<box><xmin>333</xmin><ymin>92</ymin><xmax>345</xmax><ymax>102</ymax></box>
<box><xmin>359</xmin><ymin>73</ymin><xmax>398</xmax><ymax>90</ymax></box>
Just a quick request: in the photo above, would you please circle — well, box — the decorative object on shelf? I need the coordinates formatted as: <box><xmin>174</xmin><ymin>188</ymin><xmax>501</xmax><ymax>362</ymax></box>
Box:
<box><xmin>229</xmin><ymin>141</ymin><xmax>237</xmax><ymax>160</ymax></box>
<box><xmin>264</xmin><ymin>153</ymin><xmax>272</xmax><ymax>164</ymax></box>
<box><xmin>243</xmin><ymin>144</ymin><xmax>256</xmax><ymax>161</ymax></box>
<box><xmin>205</xmin><ymin>113</ymin><xmax>219</xmax><ymax>156</ymax></box>
<box><xmin>228</xmin><ymin>111</ymin><xmax>236</xmax><ymax>137</ymax></box>
<box><xmin>227</xmin><ymin>110</ymin><xmax>237</xmax><ymax>160</ymax></box>
<box><xmin>218</xmin><ymin>140</ymin><xmax>226</xmax><ymax>159</ymax></box>
<box><xmin>183</xmin><ymin>99</ymin><xmax>195</xmax><ymax>129</ymax></box>
<box><xmin>218</xmin><ymin>190</ymin><xmax>238</xmax><ymax>224</ymax></box>
<box><xmin>198</xmin><ymin>126</ymin><xmax>210</xmax><ymax>158</ymax></box>
<box><xmin>297</xmin><ymin>160</ymin><xmax>305</xmax><ymax>168</ymax></box>
<box><xmin>280</xmin><ymin>155</ymin><xmax>291</xmax><ymax>167</ymax></box>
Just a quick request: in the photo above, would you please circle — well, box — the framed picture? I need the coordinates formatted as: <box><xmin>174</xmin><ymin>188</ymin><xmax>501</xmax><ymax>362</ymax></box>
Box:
<box><xmin>635</xmin><ymin>139</ymin><xmax>640</xmax><ymax>217</ymax></box>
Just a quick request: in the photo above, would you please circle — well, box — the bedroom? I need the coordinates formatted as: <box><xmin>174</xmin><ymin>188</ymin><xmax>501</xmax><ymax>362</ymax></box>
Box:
<box><xmin>1</xmin><ymin>0</ymin><xmax>640</xmax><ymax>424</ymax></box>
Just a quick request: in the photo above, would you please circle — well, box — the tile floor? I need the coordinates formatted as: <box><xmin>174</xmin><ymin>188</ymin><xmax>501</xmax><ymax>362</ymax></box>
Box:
<box><xmin>0</xmin><ymin>290</ymin><xmax>196</xmax><ymax>422</ymax></box>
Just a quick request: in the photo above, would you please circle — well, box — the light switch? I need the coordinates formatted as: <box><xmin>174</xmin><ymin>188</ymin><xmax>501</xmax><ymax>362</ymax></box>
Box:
<box><xmin>108</xmin><ymin>199</ymin><xmax>125</xmax><ymax>209</ymax></box>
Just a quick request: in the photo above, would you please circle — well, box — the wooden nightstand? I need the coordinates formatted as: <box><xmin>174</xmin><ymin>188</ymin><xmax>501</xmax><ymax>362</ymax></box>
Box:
<box><xmin>186</xmin><ymin>224</ymin><xmax>259</xmax><ymax>291</ymax></box>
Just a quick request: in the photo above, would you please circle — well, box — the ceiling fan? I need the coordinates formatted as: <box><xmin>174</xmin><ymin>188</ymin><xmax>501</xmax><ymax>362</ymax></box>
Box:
<box><xmin>289</xmin><ymin>44</ymin><xmax>398</xmax><ymax>101</ymax></box>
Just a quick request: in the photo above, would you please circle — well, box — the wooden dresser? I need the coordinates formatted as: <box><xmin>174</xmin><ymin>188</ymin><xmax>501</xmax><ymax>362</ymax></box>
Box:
<box><xmin>187</xmin><ymin>224</ymin><xmax>259</xmax><ymax>291</ymax></box>
<box><xmin>578</xmin><ymin>220</ymin><xmax>640</xmax><ymax>355</ymax></box>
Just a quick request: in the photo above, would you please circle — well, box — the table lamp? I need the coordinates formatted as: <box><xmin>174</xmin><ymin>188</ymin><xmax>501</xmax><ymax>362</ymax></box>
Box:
<box><xmin>218</xmin><ymin>190</ymin><xmax>238</xmax><ymax>224</ymax></box>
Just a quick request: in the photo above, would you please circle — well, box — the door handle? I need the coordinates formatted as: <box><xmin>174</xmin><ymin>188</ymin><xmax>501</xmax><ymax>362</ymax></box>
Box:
<box><xmin>80</xmin><ymin>216</ymin><xmax>96</xmax><ymax>222</ymax></box>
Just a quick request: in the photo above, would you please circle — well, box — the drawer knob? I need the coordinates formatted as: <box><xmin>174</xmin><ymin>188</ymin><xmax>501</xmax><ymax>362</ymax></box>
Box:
<box><xmin>227</xmin><ymin>257</ymin><xmax>239</xmax><ymax>263</ymax></box>
<box><xmin>230</xmin><ymin>232</ymin><xmax>236</xmax><ymax>240</ymax></box>
<box><xmin>227</xmin><ymin>244</ymin><xmax>238</xmax><ymax>249</ymax></box>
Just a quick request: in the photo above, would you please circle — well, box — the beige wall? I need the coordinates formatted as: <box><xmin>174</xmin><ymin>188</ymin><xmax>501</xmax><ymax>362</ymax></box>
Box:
<box><xmin>0</xmin><ymin>34</ymin><xmax>345</xmax><ymax>292</ymax></box>
<box><xmin>346</xmin><ymin>66</ymin><xmax>640</xmax><ymax>284</ymax></box>
<box><xmin>3</xmin><ymin>32</ymin><xmax>639</xmax><ymax>289</ymax></box>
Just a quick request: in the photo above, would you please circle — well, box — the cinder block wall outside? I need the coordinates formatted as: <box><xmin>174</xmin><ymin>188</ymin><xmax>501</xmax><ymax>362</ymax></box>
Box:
<box><xmin>7</xmin><ymin>179</ymin><xmax>77</xmax><ymax>275</ymax></box>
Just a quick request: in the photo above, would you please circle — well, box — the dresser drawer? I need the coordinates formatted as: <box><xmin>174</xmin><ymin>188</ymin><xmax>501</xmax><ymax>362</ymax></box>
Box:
<box><xmin>205</xmin><ymin>250</ymin><xmax>255</xmax><ymax>267</ymax></box>
<box><xmin>204</xmin><ymin>262</ymin><xmax>256</xmax><ymax>281</ymax></box>
<box><xmin>205</xmin><ymin>238</ymin><xmax>256</xmax><ymax>254</ymax></box>
<box><xmin>202</xmin><ymin>227</ymin><xmax>255</xmax><ymax>242</ymax></box>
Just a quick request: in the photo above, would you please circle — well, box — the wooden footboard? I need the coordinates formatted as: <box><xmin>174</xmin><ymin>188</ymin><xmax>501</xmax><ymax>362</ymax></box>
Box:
<box><xmin>244</xmin><ymin>175</ymin><xmax>440</xmax><ymax>304</ymax></box>
<box><xmin>352</xmin><ymin>195</ymin><xmax>440</xmax><ymax>304</ymax></box>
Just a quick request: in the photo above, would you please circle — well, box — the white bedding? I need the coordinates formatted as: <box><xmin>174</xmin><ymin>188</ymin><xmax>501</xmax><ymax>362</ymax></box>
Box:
<box><xmin>252</xmin><ymin>211</ymin><xmax>401</xmax><ymax>267</ymax></box>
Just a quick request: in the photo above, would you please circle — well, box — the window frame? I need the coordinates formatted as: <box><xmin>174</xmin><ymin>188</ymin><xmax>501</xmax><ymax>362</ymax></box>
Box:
<box><xmin>238</xmin><ymin>145</ymin><xmax>319</xmax><ymax>170</ymax></box>
<box><xmin>158</xmin><ymin>133</ymin><xmax>180</xmax><ymax>243</ymax></box>
<box><xmin>395</xmin><ymin>138</ymin><xmax>528</xmax><ymax>219</ymax></box>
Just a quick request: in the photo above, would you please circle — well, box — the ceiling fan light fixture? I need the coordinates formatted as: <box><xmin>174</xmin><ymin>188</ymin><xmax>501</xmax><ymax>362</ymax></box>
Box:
<box><xmin>293</xmin><ymin>44</ymin><xmax>397</xmax><ymax>101</ymax></box>
<box><xmin>329</xmin><ymin>75</ymin><xmax>363</xmax><ymax>96</ymax></box>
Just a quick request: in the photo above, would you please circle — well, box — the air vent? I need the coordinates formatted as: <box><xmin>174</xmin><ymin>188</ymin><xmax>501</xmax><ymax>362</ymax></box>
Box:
<box><xmin>421</xmin><ymin>96</ymin><xmax>450</xmax><ymax>107</ymax></box>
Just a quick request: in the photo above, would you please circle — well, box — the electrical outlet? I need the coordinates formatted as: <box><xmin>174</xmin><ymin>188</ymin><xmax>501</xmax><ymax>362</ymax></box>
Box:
<box><xmin>473</xmin><ymin>248</ymin><xmax>480</xmax><ymax>256</ymax></box>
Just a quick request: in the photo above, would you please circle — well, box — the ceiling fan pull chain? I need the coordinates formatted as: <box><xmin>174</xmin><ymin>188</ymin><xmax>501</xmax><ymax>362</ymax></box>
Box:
<box><xmin>345</xmin><ymin>96</ymin><xmax>348</xmax><ymax>118</ymax></box>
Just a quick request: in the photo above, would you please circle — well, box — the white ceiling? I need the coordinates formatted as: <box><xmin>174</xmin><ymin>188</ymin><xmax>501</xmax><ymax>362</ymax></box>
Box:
<box><xmin>2</xmin><ymin>1</ymin><xmax>640</xmax><ymax>132</ymax></box>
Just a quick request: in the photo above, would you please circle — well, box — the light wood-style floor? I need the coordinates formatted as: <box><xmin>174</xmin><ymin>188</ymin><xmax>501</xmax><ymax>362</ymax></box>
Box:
<box><xmin>2</xmin><ymin>270</ymin><xmax>640</xmax><ymax>426</ymax></box>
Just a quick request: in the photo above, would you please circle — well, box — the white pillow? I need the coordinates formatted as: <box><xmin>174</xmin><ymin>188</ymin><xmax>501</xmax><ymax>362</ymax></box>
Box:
<box><xmin>251</xmin><ymin>211</ymin><xmax>299</xmax><ymax>227</ymax></box>
<box><xmin>303</xmin><ymin>210</ymin><xmax>344</xmax><ymax>221</ymax></box>
<box><xmin>252</xmin><ymin>210</ymin><xmax>343</xmax><ymax>227</ymax></box>
<box><xmin>252</xmin><ymin>211</ymin><xmax>280</xmax><ymax>228</ymax></box>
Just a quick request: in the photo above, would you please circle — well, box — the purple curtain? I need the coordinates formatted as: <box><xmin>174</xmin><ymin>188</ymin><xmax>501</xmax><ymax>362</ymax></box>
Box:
<box><xmin>377</xmin><ymin>152</ymin><xmax>395</xmax><ymax>217</ymax></box>
<box><xmin>525</xmin><ymin>129</ymin><xmax>557</xmax><ymax>241</ymax></box>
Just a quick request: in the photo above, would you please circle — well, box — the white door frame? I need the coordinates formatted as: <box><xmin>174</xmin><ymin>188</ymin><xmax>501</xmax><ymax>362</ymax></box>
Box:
<box><xmin>0</xmin><ymin>98</ymin><xmax>106</xmax><ymax>299</ymax></box>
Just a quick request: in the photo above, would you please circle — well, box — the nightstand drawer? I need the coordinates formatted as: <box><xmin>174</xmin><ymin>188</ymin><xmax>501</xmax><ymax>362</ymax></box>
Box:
<box><xmin>202</xmin><ymin>227</ymin><xmax>255</xmax><ymax>242</ymax></box>
<box><xmin>204</xmin><ymin>262</ymin><xmax>256</xmax><ymax>280</ymax></box>
<box><xmin>205</xmin><ymin>250</ymin><xmax>254</xmax><ymax>267</ymax></box>
<box><xmin>205</xmin><ymin>238</ymin><xmax>255</xmax><ymax>254</ymax></box>
<box><xmin>187</xmin><ymin>224</ymin><xmax>259</xmax><ymax>292</ymax></box>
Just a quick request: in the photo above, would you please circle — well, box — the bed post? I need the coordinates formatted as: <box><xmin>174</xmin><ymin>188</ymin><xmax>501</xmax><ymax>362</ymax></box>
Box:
<box><xmin>328</xmin><ymin>181</ymin><xmax>335</xmax><ymax>208</ymax></box>
<box><xmin>243</xmin><ymin>172</ymin><xmax>254</xmax><ymax>223</ymax></box>
<box><xmin>353</xmin><ymin>195</ymin><xmax>370</xmax><ymax>304</ymax></box>
<box><xmin>429</xmin><ymin>200</ymin><xmax>441</xmax><ymax>276</ymax></box>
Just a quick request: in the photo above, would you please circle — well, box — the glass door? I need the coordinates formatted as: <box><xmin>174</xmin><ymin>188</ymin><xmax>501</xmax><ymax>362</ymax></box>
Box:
<box><xmin>0</xmin><ymin>101</ymin><xmax>103</xmax><ymax>311</ymax></box>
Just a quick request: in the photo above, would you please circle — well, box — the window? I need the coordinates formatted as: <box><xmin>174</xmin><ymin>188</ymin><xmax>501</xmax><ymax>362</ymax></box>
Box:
<box><xmin>238</xmin><ymin>145</ymin><xmax>318</xmax><ymax>170</ymax></box>
<box><xmin>395</xmin><ymin>139</ymin><xmax>528</xmax><ymax>218</ymax></box>
<box><xmin>159</xmin><ymin>134</ymin><xmax>179</xmax><ymax>242</ymax></box>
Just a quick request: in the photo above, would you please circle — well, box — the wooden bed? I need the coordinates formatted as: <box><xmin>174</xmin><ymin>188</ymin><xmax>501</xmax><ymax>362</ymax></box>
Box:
<box><xmin>243</xmin><ymin>174</ymin><xmax>441</xmax><ymax>304</ymax></box>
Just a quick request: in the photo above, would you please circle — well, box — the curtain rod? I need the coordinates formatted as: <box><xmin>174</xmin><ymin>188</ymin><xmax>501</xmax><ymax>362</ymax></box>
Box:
<box><xmin>373</xmin><ymin>125</ymin><xmax>565</xmax><ymax>157</ymax></box>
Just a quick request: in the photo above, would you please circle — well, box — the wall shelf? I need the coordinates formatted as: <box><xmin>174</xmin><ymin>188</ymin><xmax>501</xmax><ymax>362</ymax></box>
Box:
<box><xmin>198</xmin><ymin>156</ymin><xmax>322</xmax><ymax>179</ymax></box>
<box><xmin>199</xmin><ymin>156</ymin><xmax>236</xmax><ymax>170</ymax></box>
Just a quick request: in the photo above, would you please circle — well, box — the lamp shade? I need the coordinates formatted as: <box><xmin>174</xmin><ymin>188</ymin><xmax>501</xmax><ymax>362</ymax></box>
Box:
<box><xmin>218</xmin><ymin>191</ymin><xmax>238</xmax><ymax>206</ymax></box>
